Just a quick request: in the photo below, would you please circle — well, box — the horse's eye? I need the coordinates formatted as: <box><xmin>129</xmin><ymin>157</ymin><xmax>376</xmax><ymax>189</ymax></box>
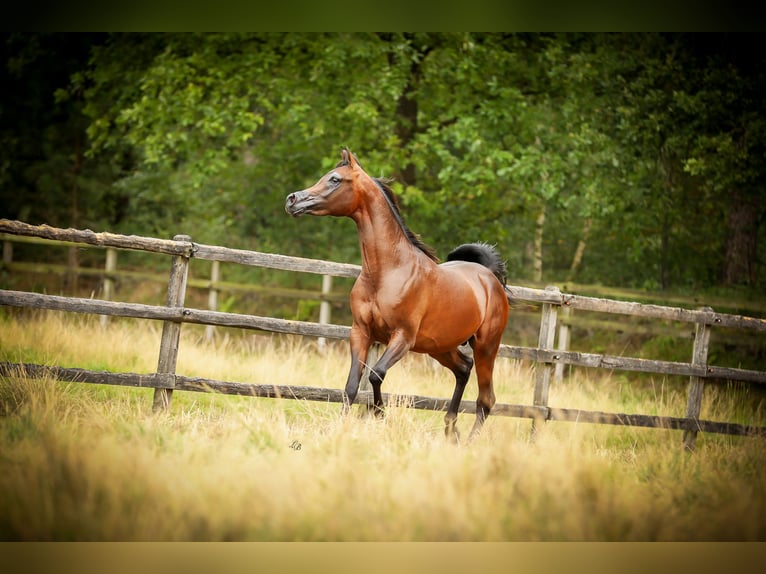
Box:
<box><xmin>329</xmin><ymin>175</ymin><xmax>341</xmax><ymax>185</ymax></box>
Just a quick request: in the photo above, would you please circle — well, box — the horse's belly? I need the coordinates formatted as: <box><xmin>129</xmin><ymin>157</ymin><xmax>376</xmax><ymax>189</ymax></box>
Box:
<box><xmin>412</xmin><ymin>312</ymin><xmax>481</xmax><ymax>353</ymax></box>
<box><xmin>365</xmin><ymin>302</ymin><xmax>474</xmax><ymax>352</ymax></box>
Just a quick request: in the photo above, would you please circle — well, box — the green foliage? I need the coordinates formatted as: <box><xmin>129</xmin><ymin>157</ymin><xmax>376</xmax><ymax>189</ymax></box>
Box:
<box><xmin>3</xmin><ymin>33</ymin><xmax>765</xmax><ymax>291</ymax></box>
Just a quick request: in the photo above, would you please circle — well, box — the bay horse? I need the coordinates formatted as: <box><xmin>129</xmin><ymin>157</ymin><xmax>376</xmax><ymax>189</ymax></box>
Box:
<box><xmin>285</xmin><ymin>148</ymin><xmax>509</xmax><ymax>441</ymax></box>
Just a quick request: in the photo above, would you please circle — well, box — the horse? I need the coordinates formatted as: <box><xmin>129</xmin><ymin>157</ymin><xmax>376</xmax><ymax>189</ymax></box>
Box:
<box><xmin>285</xmin><ymin>148</ymin><xmax>509</xmax><ymax>441</ymax></box>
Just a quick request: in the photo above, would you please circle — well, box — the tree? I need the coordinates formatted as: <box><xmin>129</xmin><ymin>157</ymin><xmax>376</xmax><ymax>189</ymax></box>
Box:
<box><xmin>1</xmin><ymin>33</ymin><xmax>118</xmax><ymax>230</ymax></box>
<box><xmin>555</xmin><ymin>34</ymin><xmax>766</xmax><ymax>290</ymax></box>
<box><xmin>1</xmin><ymin>33</ymin><xmax>127</xmax><ymax>291</ymax></box>
<box><xmin>9</xmin><ymin>33</ymin><xmax>762</xmax><ymax>292</ymax></box>
<box><xmin>676</xmin><ymin>34</ymin><xmax>766</xmax><ymax>286</ymax></box>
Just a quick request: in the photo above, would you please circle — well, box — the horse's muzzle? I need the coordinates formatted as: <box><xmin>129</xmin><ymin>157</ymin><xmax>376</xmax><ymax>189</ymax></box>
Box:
<box><xmin>285</xmin><ymin>192</ymin><xmax>307</xmax><ymax>217</ymax></box>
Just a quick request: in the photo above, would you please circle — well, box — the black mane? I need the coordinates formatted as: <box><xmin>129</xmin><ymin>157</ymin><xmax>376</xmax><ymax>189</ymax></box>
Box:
<box><xmin>335</xmin><ymin>153</ymin><xmax>438</xmax><ymax>262</ymax></box>
<box><xmin>372</xmin><ymin>178</ymin><xmax>439</xmax><ymax>263</ymax></box>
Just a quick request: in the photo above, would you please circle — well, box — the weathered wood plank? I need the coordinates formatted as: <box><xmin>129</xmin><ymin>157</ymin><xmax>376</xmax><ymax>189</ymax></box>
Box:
<box><xmin>684</xmin><ymin>308</ymin><xmax>713</xmax><ymax>449</ymax></box>
<box><xmin>3</xmin><ymin>361</ymin><xmax>763</xmax><ymax>437</ymax></box>
<box><xmin>551</xmin><ymin>280</ymin><xmax>766</xmax><ymax>315</ymax></box>
<box><xmin>182</xmin><ymin>308</ymin><xmax>353</xmax><ymax>340</ymax></box>
<box><xmin>554</xmin><ymin>306</ymin><xmax>571</xmax><ymax>382</ymax></box>
<box><xmin>497</xmin><ymin>344</ymin><xmax>766</xmax><ymax>384</ymax></box>
<box><xmin>0</xmin><ymin>219</ymin><xmax>192</xmax><ymax>256</ymax></box>
<box><xmin>0</xmin><ymin>289</ymin><xmax>185</xmax><ymax>321</ymax></box>
<box><xmin>152</xmin><ymin>235</ymin><xmax>191</xmax><ymax>412</ymax></box>
<box><xmin>546</xmin><ymin>407</ymin><xmax>766</xmax><ymax>437</ymax></box>
<box><xmin>100</xmin><ymin>248</ymin><xmax>117</xmax><ymax>328</ymax></box>
<box><xmin>0</xmin><ymin>362</ymin><xmax>174</xmax><ymax>388</ymax></box>
<box><xmin>2</xmin><ymin>262</ymin><xmax>350</xmax><ymax>303</ymax></box>
<box><xmin>567</xmin><ymin>294</ymin><xmax>766</xmax><ymax>331</ymax></box>
<box><xmin>0</xmin><ymin>219</ymin><xmax>360</xmax><ymax>278</ymax></box>
<box><xmin>532</xmin><ymin>286</ymin><xmax>559</xmax><ymax>435</ymax></box>
<box><xmin>0</xmin><ymin>289</ymin><xmax>352</xmax><ymax>340</ymax></box>
<box><xmin>506</xmin><ymin>285</ymin><xmax>766</xmax><ymax>332</ymax></box>
<box><xmin>193</xmin><ymin>243</ymin><xmax>361</xmax><ymax>278</ymax></box>
<box><xmin>505</xmin><ymin>285</ymin><xmax>563</xmax><ymax>305</ymax></box>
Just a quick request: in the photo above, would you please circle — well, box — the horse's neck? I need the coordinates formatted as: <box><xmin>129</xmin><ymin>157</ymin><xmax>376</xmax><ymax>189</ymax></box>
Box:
<box><xmin>351</xmin><ymin>192</ymin><xmax>421</xmax><ymax>277</ymax></box>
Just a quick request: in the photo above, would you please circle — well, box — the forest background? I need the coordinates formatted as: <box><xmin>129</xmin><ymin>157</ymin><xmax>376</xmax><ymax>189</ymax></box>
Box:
<box><xmin>1</xmin><ymin>32</ymin><xmax>765</xmax><ymax>299</ymax></box>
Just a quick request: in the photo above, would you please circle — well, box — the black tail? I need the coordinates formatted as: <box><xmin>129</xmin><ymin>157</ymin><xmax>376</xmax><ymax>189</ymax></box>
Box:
<box><xmin>446</xmin><ymin>242</ymin><xmax>507</xmax><ymax>286</ymax></box>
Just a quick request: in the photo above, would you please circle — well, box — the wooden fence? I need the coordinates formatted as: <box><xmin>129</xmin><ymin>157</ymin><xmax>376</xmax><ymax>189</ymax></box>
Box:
<box><xmin>1</xmin><ymin>219</ymin><xmax>765</xmax><ymax>449</ymax></box>
<box><xmin>1</xmin><ymin>229</ymin><xmax>346</xmax><ymax>338</ymax></box>
<box><xmin>6</xmin><ymin>229</ymin><xmax>764</xmax><ymax>339</ymax></box>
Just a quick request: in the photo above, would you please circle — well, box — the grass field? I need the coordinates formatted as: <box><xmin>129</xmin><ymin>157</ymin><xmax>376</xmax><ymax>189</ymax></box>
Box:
<box><xmin>1</xmin><ymin>310</ymin><xmax>765</xmax><ymax>541</ymax></box>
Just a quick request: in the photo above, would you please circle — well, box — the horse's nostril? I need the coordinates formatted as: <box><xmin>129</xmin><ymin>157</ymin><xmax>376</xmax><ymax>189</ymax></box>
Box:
<box><xmin>287</xmin><ymin>193</ymin><xmax>296</xmax><ymax>205</ymax></box>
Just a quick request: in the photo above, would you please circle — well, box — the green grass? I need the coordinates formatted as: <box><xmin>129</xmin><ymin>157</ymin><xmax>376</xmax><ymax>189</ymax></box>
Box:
<box><xmin>0</xmin><ymin>311</ymin><xmax>765</xmax><ymax>540</ymax></box>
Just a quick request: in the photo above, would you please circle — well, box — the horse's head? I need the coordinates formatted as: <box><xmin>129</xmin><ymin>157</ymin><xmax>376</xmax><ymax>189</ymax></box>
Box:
<box><xmin>285</xmin><ymin>148</ymin><xmax>364</xmax><ymax>218</ymax></box>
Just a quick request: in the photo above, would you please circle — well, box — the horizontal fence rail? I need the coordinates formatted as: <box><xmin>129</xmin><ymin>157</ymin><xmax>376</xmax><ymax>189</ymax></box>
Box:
<box><xmin>1</xmin><ymin>288</ymin><xmax>764</xmax><ymax>385</ymax></box>
<box><xmin>1</xmin><ymin>219</ymin><xmax>765</xmax><ymax>448</ymax></box>
<box><xmin>0</xmin><ymin>259</ymin><xmax>350</xmax><ymax>303</ymax></box>
<box><xmin>505</xmin><ymin>285</ymin><xmax>766</xmax><ymax>332</ymax></box>
<box><xmin>0</xmin><ymin>290</ymin><xmax>353</xmax><ymax>340</ymax></box>
<box><xmin>2</xmin><ymin>362</ymin><xmax>763</xmax><ymax>439</ymax></box>
<box><xmin>0</xmin><ymin>219</ymin><xmax>361</xmax><ymax>277</ymax></box>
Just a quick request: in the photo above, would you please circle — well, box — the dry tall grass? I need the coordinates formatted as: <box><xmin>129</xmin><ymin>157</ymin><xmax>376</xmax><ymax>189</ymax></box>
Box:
<box><xmin>1</xmin><ymin>311</ymin><xmax>765</xmax><ymax>540</ymax></box>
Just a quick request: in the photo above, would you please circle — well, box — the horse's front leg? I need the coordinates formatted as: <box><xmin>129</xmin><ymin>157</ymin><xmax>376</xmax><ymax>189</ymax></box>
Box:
<box><xmin>343</xmin><ymin>325</ymin><xmax>371</xmax><ymax>414</ymax></box>
<box><xmin>367</xmin><ymin>330</ymin><xmax>414</xmax><ymax>417</ymax></box>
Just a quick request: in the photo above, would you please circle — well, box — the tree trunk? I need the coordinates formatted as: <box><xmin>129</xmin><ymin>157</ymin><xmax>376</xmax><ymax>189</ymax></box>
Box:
<box><xmin>66</xmin><ymin>136</ymin><xmax>83</xmax><ymax>294</ymax></box>
<box><xmin>660</xmin><ymin>211</ymin><xmax>670</xmax><ymax>290</ymax></box>
<box><xmin>384</xmin><ymin>32</ymin><xmax>426</xmax><ymax>188</ymax></box>
<box><xmin>567</xmin><ymin>218</ymin><xmax>592</xmax><ymax>282</ymax></box>
<box><xmin>395</xmin><ymin>91</ymin><xmax>417</xmax><ymax>186</ymax></box>
<box><xmin>533</xmin><ymin>205</ymin><xmax>546</xmax><ymax>282</ymax></box>
<box><xmin>723</xmin><ymin>189</ymin><xmax>761</xmax><ymax>286</ymax></box>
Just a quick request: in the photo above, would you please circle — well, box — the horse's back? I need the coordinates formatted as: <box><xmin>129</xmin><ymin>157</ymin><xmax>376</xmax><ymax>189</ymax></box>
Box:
<box><xmin>440</xmin><ymin>262</ymin><xmax>508</xmax><ymax>317</ymax></box>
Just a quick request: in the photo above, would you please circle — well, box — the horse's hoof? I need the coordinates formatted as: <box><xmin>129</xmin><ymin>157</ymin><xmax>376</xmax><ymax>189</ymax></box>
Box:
<box><xmin>444</xmin><ymin>427</ymin><xmax>461</xmax><ymax>445</ymax></box>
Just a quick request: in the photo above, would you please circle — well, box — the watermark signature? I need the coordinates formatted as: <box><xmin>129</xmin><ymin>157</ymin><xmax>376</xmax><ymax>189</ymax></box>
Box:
<box><xmin>289</xmin><ymin>440</ymin><xmax>302</xmax><ymax>451</ymax></box>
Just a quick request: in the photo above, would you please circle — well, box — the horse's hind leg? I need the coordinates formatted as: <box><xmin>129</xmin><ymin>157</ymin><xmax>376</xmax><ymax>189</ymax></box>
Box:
<box><xmin>468</xmin><ymin>343</ymin><xmax>499</xmax><ymax>440</ymax></box>
<box><xmin>467</xmin><ymin>287</ymin><xmax>508</xmax><ymax>440</ymax></box>
<box><xmin>431</xmin><ymin>347</ymin><xmax>474</xmax><ymax>442</ymax></box>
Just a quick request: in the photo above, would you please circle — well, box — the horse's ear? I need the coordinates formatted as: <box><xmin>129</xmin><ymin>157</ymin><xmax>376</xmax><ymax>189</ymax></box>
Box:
<box><xmin>342</xmin><ymin>147</ymin><xmax>360</xmax><ymax>169</ymax></box>
<box><xmin>338</xmin><ymin>147</ymin><xmax>361</xmax><ymax>170</ymax></box>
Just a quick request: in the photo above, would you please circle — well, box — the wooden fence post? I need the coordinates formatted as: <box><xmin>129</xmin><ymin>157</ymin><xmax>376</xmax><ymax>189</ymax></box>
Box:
<box><xmin>2</xmin><ymin>240</ymin><xmax>11</xmax><ymax>265</ymax></box>
<box><xmin>531</xmin><ymin>286</ymin><xmax>560</xmax><ymax>437</ymax></box>
<box><xmin>205</xmin><ymin>260</ymin><xmax>221</xmax><ymax>342</ymax></box>
<box><xmin>152</xmin><ymin>235</ymin><xmax>192</xmax><ymax>413</ymax></box>
<box><xmin>100</xmin><ymin>248</ymin><xmax>117</xmax><ymax>327</ymax></box>
<box><xmin>66</xmin><ymin>245</ymin><xmax>79</xmax><ymax>294</ymax></box>
<box><xmin>317</xmin><ymin>274</ymin><xmax>333</xmax><ymax>352</ymax></box>
<box><xmin>554</xmin><ymin>305</ymin><xmax>571</xmax><ymax>382</ymax></box>
<box><xmin>683</xmin><ymin>307</ymin><xmax>713</xmax><ymax>450</ymax></box>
